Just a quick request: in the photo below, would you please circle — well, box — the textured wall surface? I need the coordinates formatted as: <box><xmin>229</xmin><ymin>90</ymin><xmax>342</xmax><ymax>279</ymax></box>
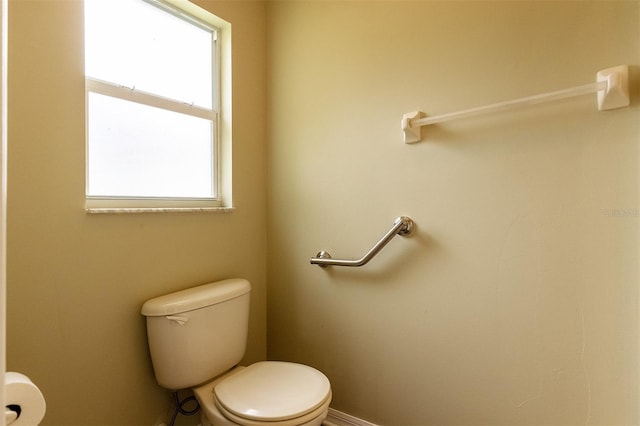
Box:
<box><xmin>267</xmin><ymin>1</ymin><xmax>640</xmax><ymax>424</ymax></box>
<box><xmin>7</xmin><ymin>1</ymin><xmax>267</xmax><ymax>424</ymax></box>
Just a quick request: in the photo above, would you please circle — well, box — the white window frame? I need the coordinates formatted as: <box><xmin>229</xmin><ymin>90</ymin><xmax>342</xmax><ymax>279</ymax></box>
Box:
<box><xmin>84</xmin><ymin>0</ymin><xmax>233</xmax><ymax>214</ymax></box>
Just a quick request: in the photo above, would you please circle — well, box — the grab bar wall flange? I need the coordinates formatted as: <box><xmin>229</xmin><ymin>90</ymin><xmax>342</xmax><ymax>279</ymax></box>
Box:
<box><xmin>310</xmin><ymin>216</ymin><xmax>415</xmax><ymax>268</ymax></box>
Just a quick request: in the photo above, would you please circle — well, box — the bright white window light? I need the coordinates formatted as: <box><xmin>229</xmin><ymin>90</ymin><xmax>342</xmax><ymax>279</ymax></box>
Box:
<box><xmin>84</xmin><ymin>0</ymin><xmax>219</xmax><ymax>202</ymax></box>
<box><xmin>87</xmin><ymin>93</ymin><xmax>214</xmax><ymax>198</ymax></box>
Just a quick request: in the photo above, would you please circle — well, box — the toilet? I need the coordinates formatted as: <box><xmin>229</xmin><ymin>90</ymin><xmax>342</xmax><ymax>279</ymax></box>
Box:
<box><xmin>141</xmin><ymin>278</ymin><xmax>332</xmax><ymax>426</ymax></box>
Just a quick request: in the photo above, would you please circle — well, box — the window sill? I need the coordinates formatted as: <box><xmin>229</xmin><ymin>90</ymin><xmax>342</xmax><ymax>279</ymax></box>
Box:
<box><xmin>85</xmin><ymin>206</ymin><xmax>235</xmax><ymax>214</ymax></box>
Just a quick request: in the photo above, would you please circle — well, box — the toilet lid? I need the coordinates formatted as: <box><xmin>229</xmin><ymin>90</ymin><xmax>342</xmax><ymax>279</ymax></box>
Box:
<box><xmin>214</xmin><ymin>361</ymin><xmax>331</xmax><ymax>422</ymax></box>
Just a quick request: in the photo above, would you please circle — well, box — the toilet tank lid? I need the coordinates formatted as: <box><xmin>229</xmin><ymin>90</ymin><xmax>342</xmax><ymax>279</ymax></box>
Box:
<box><xmin>141</xmin><ymin>278</ymin><xmax>251</xmax><ymax>317</ymax></box>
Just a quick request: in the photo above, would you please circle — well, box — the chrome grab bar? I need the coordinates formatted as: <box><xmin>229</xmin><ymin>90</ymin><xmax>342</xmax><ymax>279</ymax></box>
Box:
<box><xmin>310</xmin><ymin>216</ymin><xmax>415</xmax><ymax>268</ymax></box>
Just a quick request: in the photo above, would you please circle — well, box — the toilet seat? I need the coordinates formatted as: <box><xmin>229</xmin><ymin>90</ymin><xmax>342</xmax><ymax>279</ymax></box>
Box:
<box><xmin>213</xmin><ymin>361</ymin><xmax>331</xmax><ymax>425</ymax></box>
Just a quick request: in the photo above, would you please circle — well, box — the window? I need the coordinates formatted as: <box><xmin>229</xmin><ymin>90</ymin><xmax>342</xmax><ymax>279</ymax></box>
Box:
<box><xmin>84</xmin><ymin>0</ymin><xmax>231</xmax><ymax>212</ymax></box>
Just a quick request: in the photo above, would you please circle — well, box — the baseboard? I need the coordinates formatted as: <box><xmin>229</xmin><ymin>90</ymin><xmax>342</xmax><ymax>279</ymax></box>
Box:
<box><xmin>323</xmin><ymin>408</ymin><xmax>379</xmax><ymax>426</ymax></box>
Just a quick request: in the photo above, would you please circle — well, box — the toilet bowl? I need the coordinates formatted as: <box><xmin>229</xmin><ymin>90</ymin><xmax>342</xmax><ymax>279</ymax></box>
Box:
<box><xmin>141</xmin><ymin>279</ymin><xmax>332</xmax><ymax>426</ymax></box>
<box><xmin>193</xmin><ymin>362</ymin><xmax>331</xmax><ymax>426</ymax></box>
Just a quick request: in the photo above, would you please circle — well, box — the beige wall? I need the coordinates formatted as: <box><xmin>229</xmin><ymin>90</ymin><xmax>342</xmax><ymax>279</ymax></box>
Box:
<box><xmin>6</xmin><ymin>0</ymin><xmax>640</xmax><ymax>425</ymax></box>
<box><xmin>7</xmin><ymin>0</ymin><xmax>267</xmax><ymax>425</ymax></box>
<box><xmin>267</xmin><ymin>1</ymin><xmax>640</xmax><ymax>425</ymax></box>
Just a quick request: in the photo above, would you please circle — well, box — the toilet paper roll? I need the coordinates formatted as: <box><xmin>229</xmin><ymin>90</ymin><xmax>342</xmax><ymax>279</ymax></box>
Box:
<box><xmin>5</xmin><ymin>372</ymin><xmax>46</xmax><ymax>425</ymax></box>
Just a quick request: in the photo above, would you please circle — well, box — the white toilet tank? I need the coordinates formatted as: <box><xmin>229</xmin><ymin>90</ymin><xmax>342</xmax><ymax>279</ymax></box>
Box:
<box><xmin>141</xmin><ymin>278</ymin><xmax>251</xmax><ymax>390</ymax></box>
